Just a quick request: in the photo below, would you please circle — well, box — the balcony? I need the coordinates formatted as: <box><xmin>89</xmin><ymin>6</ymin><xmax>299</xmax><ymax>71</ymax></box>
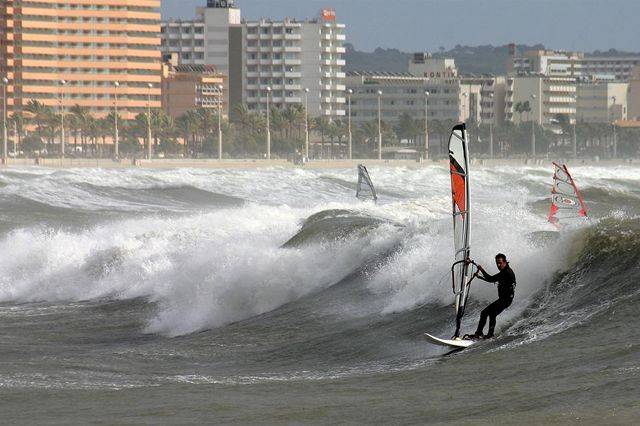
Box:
<box><xmin>284</xmin><ymin>34</ymin><xmax>301</xmax><ymax>40</ymax></box>
<box><xmin>285</xmin><ymin>72</ymin><xmax>302</xmax><ymax>78</ymax></box>
<box><xmin>284</xmin><ymin>59</ymin><xmax>301</xmax><ymax>65</ymax></box>
<box><xmin>284</xmin><ymin>46</ymin><xmax>302</xmax><ymax>52</ymax></box>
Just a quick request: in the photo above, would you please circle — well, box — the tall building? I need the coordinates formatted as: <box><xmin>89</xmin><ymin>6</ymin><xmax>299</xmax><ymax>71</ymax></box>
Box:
<box><xmin>346</xmin><ymin>72</ymin><xmax>462</xmax><ymax>125</ymax></box>
<box><xmin>1</xmin><ymin>0</ymin><xmax>162</xmax><ymax>119</ymax></box>
<box><xmin>244</xmin><ymin>12</ymin><xmax>346</xmax><ymax>118</ymax></box>
<box><xmin>576</xmin><ymin>81</ymin><xmax>628</xmax><ymax>123</ymax></box>
<box><xmin>458</xmin><ymin>76</ymin><xmax>509</xmax><ymax>125</ymax></box>
<box><xmin>509</xmin><ymin>75</ymin><xmax>576</xmax><ymax>125</ymax></box>
<box><xmin>161</xmin><ymin>5</ymin><xmax>347</xmax><ymax>119</ymax></box>
<box><xmin>508</xmin><ymin>47</ymin><xmax>640</xmax><ymax>82</ymax></box>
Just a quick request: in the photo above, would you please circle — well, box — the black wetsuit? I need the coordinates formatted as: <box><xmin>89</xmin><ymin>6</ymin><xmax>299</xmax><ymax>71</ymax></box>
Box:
<box><xmin>475</xmin><ymin>265</ymin><xmax>516</xmax><ymax>337</ymax></box>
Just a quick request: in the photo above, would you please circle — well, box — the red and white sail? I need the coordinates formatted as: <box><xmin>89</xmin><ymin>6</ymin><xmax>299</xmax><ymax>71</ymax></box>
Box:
<box><xmin>548</xmin><ymin>162</ymin><xmax>588</xmax><ymax>225</ymax></box>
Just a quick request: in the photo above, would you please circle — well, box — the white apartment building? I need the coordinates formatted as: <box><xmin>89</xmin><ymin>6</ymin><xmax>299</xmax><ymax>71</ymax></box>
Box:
<box><xmin>509</xmin><ymin>48</ymin><xmax>640</xmax><ymax>82</ymax></box>
<box><xmin>161</xmin><ymin>4</ymin><xmax>346</xmax><ymax>119</ymax></box>
<box><xmin>509</xmin><ymin>75</ymin><xmax>576</xmax><ymax>125</ymax></box>
<box><xmin>346</xmin><ymin>72</ymin><xmax>462</xmax><ymax>125</ymax></box>
<box><xmin>576</xmin><ymin>82</ymin><xmax>628</xmax><ymax>123</ymax></box>
<box><xmin>244</xmin><ymin>13</ymin><xmax>346</xmax><ymax>118</ymax></box>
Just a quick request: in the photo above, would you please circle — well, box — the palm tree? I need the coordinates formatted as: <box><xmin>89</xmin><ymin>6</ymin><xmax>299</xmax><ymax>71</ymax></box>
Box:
<box><xmin>69</xmin><ymin>105</ymin><xmax>92</xmax><ymax>156</ymax></box>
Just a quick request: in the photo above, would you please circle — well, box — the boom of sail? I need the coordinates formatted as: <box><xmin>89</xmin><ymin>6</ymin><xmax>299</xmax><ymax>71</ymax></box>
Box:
<box><xmin>448</xmin><ymin>123</ymin><xmax>473</xmax><ymax>338</ymax></box>
<box><xmin>356</xmin><ymin>164</ymin><xmax>378</xmax><ymax>202</ymax></box>
<box><xmin>548</xmin><ymin>162</ymin><xmax>588</xmax><ymax>226</ymax></box>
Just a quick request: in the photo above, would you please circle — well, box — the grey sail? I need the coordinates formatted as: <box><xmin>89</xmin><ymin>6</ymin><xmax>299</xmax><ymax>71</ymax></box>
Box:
<box><xmin>356</xmin><ymin>164</ymin><xmax>378</xmax><ymax>202</ymax></box>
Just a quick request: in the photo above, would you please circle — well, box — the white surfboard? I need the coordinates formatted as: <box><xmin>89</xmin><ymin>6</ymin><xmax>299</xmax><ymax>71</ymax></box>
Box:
<box><xmin>424</xmin><ymin>333</ymin><xmax>476</xmax><ymax>349</ymax></box>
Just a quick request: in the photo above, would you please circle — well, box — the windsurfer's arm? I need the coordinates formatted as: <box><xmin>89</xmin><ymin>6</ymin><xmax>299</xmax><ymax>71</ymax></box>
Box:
<box><xmin>475</xmin><ymin>265</ymin><xmax>499</xmax><ymax>282</ymax></box>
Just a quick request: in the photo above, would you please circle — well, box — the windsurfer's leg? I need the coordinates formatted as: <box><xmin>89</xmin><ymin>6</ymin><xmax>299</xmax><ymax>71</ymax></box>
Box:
<box><xmin>486</xmin><ymin>298</ymin><xmax>511</xmax><ymax>337</ymax></box>
<box><xmin>476</xmin><ymin>302</ymin><xmax>495</xmax><ymax>335</ymax></box>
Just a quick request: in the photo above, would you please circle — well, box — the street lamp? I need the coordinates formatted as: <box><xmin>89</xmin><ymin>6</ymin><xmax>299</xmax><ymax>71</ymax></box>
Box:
<box><xmin>217</xmin><ymin>84</ymin><xmax>223</xmax><ymax>160</ymax></box>
<box><xmin>2</xmin><ymin>77</ymin><xmax>8</xmax><ymax>164</ymax></box>
<box><xmin>147</xmin><ymin>83</ymin><xmax>153</xmax><ymax>160</ymax></box>
<box><xmin>347</xmin><ymin>88</ymin><xmax>353</xmax><ymax>160</ymax></box>
<box><xmin>530</xmin><ymin>94</ymin><xmax>537</xmax><ymax>158</ymax></box>
<box><xmin>304</xmin><ymin>87</ymin><xmax>309</xmax><ymax>160</ymax></box>
<box><xmin>377</xmin><ymin>89</ymin><xmax>382</xmax><ymax>160</ymax></box>
<box><xmin>571</xmin><ymin>94</ymin><xmax>577</xmax><ymax>158</ymax></box>
<box><xmin>59</xmin><ymin>80</ymin><xmax>67</xmax><ymax>158</ymax></box>
<box><xmin>266</xmin><ymin>86</ymin><xmax>272</xmax><ymax>160</ymax></box>
<box><xmin>488</xmin><ymin>93</ymin><xmax>494</xmax><ymax>158</ymax></box>
<box><xmin>424</xmin><ymin>90</ymin><xmax>429</xmax><ymax>160</ymax></box>
<box><xmin>611</xmin><ymin>96</ymin><xmax>617</xmax><ymax>158</ymax></box>
<box><xmin>114</xmin><ymin>81</ymin><xmax>120</xmax><ymax>159</ymax></box>
<box><xmin>462</xmin><ymin>92</ymin><xmax>468</xmax><ymax>122</ymax></box>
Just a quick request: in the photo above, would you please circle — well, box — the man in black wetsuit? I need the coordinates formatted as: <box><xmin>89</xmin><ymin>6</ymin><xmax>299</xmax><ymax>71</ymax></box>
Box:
<box><xmin>471</xmin><ymin>253</ymin><xmax>516</xmax><ymax>339</ymax></box>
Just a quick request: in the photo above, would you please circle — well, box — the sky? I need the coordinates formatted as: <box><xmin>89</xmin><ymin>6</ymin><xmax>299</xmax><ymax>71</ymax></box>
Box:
<box><xmin>162</xmin><ymin>0</ymin><xmax>639</xmax><ymax>53</ymax></box>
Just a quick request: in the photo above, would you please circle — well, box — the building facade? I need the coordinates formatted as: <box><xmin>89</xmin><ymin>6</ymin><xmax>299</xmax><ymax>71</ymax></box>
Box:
<box><xmin>627</xmin><ymin>66</ymin><xmax>640</xmax><ymax>121</ymax></box>
<box><xmin>576</xmin><ymin>81</ymin><xmax>628</xmax><ymax>123</ymax></box>
<box><xmin>346</xmin><ymin>72</ymin><xmax>462</xmax><ymax>125</ymax></box>
<box><xmin>161</xmin><ymin>64</ymin><xmax>227</xmax><ymax>120</ymax></box>
<box><xmin>509</xmin><ymin>48</ymin><xmax>640</xmax><ymax>82</ymax></box>
<box><xmin>1</xmin><ymin>0</ymin><xmax>162</xmax><ymax>119</ymax></box>
<box><xmin>509</xmin><ymin>75</ymin><xmax>576</xmax><ymax>125</ymax></box>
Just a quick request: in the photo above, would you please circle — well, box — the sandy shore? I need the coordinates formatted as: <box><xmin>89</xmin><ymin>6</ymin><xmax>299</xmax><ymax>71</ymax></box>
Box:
<box><xmin>1</xmin><ymin>157</ymin><xmax>636</xmax><ymax>170</ymax></box>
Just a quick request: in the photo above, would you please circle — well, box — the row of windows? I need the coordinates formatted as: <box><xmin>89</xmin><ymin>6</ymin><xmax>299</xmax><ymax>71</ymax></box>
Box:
<box><xmin>247</xmin><ymin>40</ymin><xmax>300</xmax><ymax>48</ymax></box>
<box><xmin>164</xmin><ymin>40</ymin><xmax>204</xmax><ymax>47</ymax></box>
<box><xmin>247</xmin><ymin>27</ymin><xmax>299</xmax><ymax>35</ymax></box>
<box><xmin>162</xmin><ymin>26</ymin><xmax>204</xmax><ymax>34</ymax></box>
<box><xmin>18</xmin><ymin>66</ymin><xmax>158</xmax><ymax>76</ymax></box>
<box><xmin>21</xmin><ymin>41</ymin><xmax>160</xmax><ymax>51</ymax></box>
<box><xmin>247</xmin><ymin>78</ymin><xmax>299</xmax><ymax>85</ymax></box>
<box><xmin>23</xmin><ymin>80</ymin><xmax>157</xmax><ymax>89</ymax></box>
<box><xmin>247</xmin><ymin>66</ymin><xmax>300</xmax><ymax>73</ymax></box>
<box><xmin>14</xmin><ymin>14</ymin><xmax>158</xmax><ymax>26</ymax></box>
<box><xmin>19</xmin><ymin>2</ymin><xmax>157</xmax><ymax>12</ymax></box>
<box><xmin>247</xmin><ymin>52</ymin><xmax>299</xmax><ymax>60</ymax></box>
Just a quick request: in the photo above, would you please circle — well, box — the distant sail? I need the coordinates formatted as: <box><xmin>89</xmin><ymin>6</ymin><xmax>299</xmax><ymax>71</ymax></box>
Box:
<box><xmin>448</xmin><ymin>123</ymin><xmax>472</xmax><ymax>338</ymax></box>
<box><xmin>548</xmin><ymin>162</ymin><xmax>588</xmax><ymax>226</ymax></box>
<box><xmin>356</xmin><ymin>164</ymin><xmax>378</xmax><ymax>202</ymax></box>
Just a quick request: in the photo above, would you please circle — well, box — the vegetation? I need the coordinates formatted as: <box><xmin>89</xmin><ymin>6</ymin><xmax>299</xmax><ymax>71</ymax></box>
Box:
<box><xmin>6</xmin><ymin>100</ymin><xmax>640</xmax><ymax>160</ymax></box>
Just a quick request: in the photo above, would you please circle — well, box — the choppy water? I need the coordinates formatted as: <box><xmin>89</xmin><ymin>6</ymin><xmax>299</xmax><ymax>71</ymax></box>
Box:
<box><xmin>0</xmin><ymin>165</ymin><xmax>638</xmax><ymax>423</ymax></box>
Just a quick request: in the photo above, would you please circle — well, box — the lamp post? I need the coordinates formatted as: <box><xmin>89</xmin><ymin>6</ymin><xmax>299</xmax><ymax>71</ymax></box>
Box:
<box><xmin>611</xmin><ymin>96</ymin><xmax>617</xmax><ymax>158</ymax></box>
<box><xmin>424</xmin><ymin>90</ymin><xmax>430</xmax><ymax>160</ymax></box>
<box><xmin>530</xmin><ymin>94</ymin><xmax>537</xmax><ymax>158</ymax></box>
<box><xmin>571</xmin><ymin>95</ymin><xmax>577</xmax><ymax>158</ymax></box>
<box><xmin>147</xmin><ymin>83</ymin><xmax>153</xmax><ymax>160</ymax></box>
<box><xmin>304</xmin><ymin>87</ymin><xmax>309</xmax><ymax>160</ymax></box>
<box><xmin>114</xmin><ymin>81</ymin><xmax>120</xmax><ymax>159</ymax></box>
<box><xmin>2</xmin><ymin>77</ymin><xmax>8</xmax><ymax>164</ymax></box>
<box><xmin>377</xmin><ymin>89</ymin><xmax>382</xmax><ymax>160</ymax></box>
<box><xmin>59</xmin><ymin>79</ymin><xmax>66</xmax><ymax>158</ymax></box>
<box><xmin>217</xmin><ymin>84</ymin><xmax>223</xmax><ymax>160</ymax></box>
<box><xmin>347</xmin><ymin>89</ymin><xmax>353</xmax><ymax>160</ymax></box>
<box><xmin>266</xmin><ymin>86</ymin><xmax>271</xmax><ymax>160</ymax></box>
<box><xmin>488</xmin><ymin>93</ymin><xmax>494</xmax><ymax>158</ymax></box>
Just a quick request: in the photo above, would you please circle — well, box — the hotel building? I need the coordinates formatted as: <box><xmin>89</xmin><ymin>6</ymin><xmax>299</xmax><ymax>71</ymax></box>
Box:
<box><xmin>0</xmin><ymin>0</ymin><xmax>162</xmax><ymax>119</ymax></box>
<box><xmin>345</xmin><ymin>72</ymin><xmax>463</xmax><ymax>125</ymax></box>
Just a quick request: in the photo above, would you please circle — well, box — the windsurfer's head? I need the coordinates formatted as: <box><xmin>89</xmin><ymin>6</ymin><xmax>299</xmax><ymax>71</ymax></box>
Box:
<box><xmin>495</xmin><ymin>253</ymin><xmax>508</xmax><ymax>270</ymax></box>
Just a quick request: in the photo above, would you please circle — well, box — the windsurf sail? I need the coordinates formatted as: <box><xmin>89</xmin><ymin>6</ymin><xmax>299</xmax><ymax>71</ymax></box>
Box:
<box><xmin>448</xmin><ymin>123</ymin><xmax>473</xmax><ymax>338</ymax></box>
<box><xmin>548</xmin><ymin>162</ymin><xmax>588</xmax><ymax>226</ymax></box>
<box><xmin>356</xmin><ymin>164</ymin><xmax>378</xmax><ymax>202</ymax></box>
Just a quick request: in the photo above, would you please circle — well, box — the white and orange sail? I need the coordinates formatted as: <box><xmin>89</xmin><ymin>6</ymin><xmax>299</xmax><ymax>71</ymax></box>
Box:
<box><xmin>548</xmin><ymin>162</ymin><xmax>588</xmax><ymax>226</ymax></box>
<box><xmin>448</xmin><ymin>123</ymin><xmax>472</xmax><ymax>338</ymax></box>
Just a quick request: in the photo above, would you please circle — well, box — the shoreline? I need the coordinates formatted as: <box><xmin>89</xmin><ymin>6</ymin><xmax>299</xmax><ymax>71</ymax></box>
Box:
<box><xmin>1</xmin><ymin>157</ymin><xmax>637</xmax><ymax>170</ymax></box>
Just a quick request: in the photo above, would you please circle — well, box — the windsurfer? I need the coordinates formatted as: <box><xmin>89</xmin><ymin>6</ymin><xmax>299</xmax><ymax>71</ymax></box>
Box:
<box><xmin>468</xmin><ymin>254</ymin><xmax>516</xmax><ymax>339</ymax></box>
